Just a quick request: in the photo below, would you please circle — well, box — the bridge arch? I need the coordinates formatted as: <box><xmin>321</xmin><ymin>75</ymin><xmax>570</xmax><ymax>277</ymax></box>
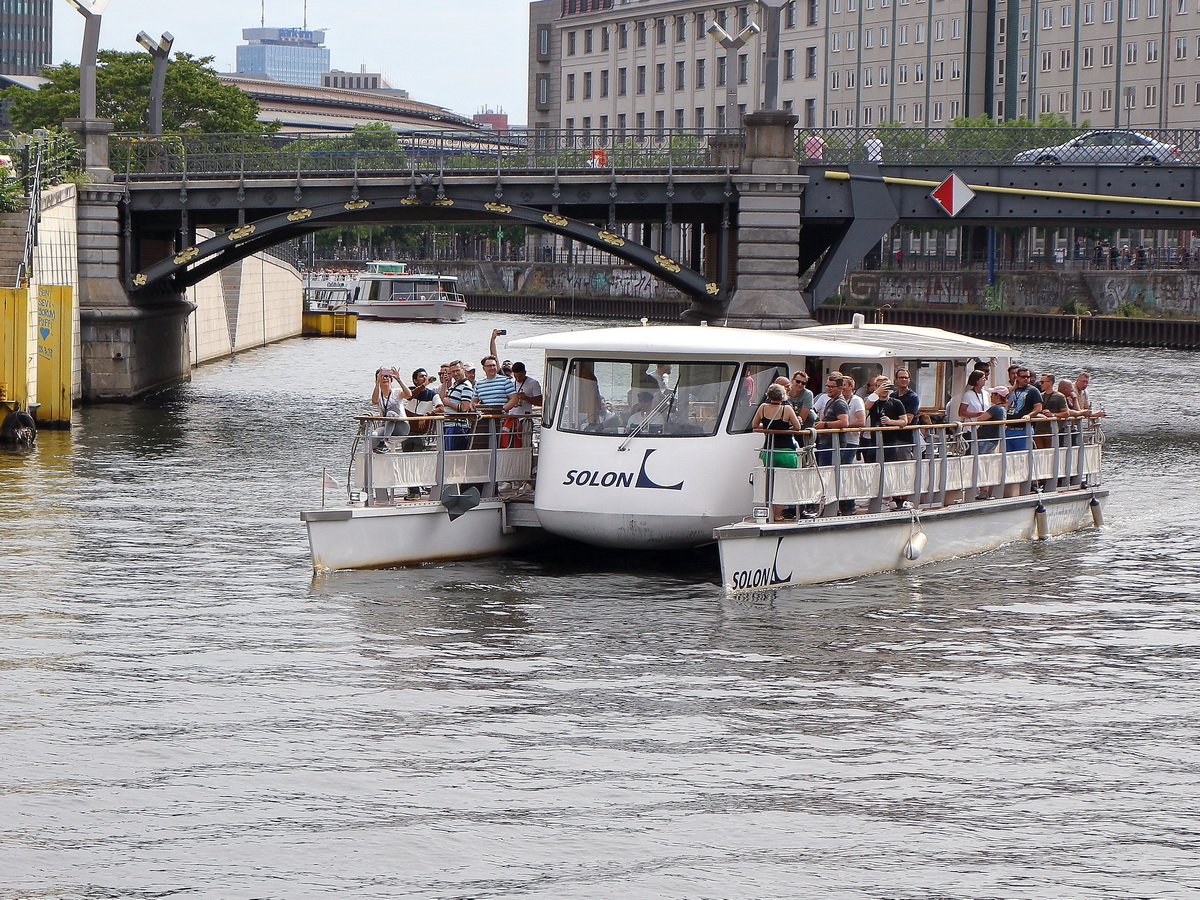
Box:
<box><xmin>130</xmin><ymin>194</ymin><xmax>723</xmax><ymax>310</ymax></box>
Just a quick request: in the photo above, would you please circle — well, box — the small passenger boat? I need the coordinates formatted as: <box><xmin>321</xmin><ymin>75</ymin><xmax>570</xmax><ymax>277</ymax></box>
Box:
<box><xmin>301</xmin><ymin>318</ymin><xmax>1108</xmax><ymax>586</ymax></box>
<box><xmin>347</xmin><ymin>261</ymin><xmax>466</xmax><ymax>323</ymax></box>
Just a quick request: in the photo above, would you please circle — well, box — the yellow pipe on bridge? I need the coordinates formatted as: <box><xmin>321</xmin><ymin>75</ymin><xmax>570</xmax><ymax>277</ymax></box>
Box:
<box><xmin>822</xmin><ymin>169</ymin><xmax>1200</xmax><ymax>209</ymax></box>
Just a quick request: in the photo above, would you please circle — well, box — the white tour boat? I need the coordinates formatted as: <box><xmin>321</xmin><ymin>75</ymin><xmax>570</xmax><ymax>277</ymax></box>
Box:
<box><xmin>348</xmin><ymin>261</ymin><xmax>466</xmax><ymax>323</ymax></box>
<box><xmin>301</xmin><ymin>318</ymin><xmax>1107</xmax><ymax>587</ymax></box>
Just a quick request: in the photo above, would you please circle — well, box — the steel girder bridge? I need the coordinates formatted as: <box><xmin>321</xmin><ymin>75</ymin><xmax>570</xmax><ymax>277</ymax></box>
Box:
<box><xmin>111</xmin><ymin>129</ymin><xmax>1200</xmax><ymax>317</ymax></box>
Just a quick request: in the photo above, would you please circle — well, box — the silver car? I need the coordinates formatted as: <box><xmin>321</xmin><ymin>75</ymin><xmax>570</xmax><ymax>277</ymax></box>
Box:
<box><xmin>1013</xmin><ymin>130</ymin><xmax>1180</xmax><ymax>165</ymax></box>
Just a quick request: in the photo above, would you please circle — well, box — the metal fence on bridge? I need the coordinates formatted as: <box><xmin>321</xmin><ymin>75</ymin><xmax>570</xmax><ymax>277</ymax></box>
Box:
<box><xmin>109</xmin><ymin>129</ymin><xmax>741</xmax><ymax>180</ymax></box>
<box><xmin>796</xmin><ymin>126</ymin><xmax>1200</xmax><ymax>166</ymax></box>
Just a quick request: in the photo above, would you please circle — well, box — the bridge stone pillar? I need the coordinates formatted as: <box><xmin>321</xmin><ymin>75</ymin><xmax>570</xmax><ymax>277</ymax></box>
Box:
<box><xmin>718</xmin><ymin>110</ymin><xmax>812</xmax><ymax>330</ymax></box>
<box><xmin>76</xmin><ymin>188</ymin><xmax>194</xmax><ymax>401</ymax></box>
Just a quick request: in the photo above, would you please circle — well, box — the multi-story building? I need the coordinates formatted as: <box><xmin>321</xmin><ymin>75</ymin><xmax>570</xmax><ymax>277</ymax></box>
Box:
<box><xmin>0</xmin><ymin>0</ymin><xmax>52</xmax><ymax>76</ymax></box>
<box><xmin>530</xmin><ymin>0</ymin><xmax>1200</xmax><ymax>132</ymax></box>
<box><xmin>236</xmin><ymin>27</ymin><xmax>331</xmax><ymax>87</ymax></box>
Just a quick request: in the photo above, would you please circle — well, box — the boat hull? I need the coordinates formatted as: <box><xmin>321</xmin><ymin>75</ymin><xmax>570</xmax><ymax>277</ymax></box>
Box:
<box><xmin>717</xmin><ymin>489</ymin><xmax>1106</xmax><ymax>591</ymax></box>
<box><xmin>348</xmin><ymin>299</ymin><xmax>466</xmax><ymax>323</ymax></box>
<box><xmin>301</xmin><ymin>500</ymin><xmax>541</xmax><ymax>571</ymax></box>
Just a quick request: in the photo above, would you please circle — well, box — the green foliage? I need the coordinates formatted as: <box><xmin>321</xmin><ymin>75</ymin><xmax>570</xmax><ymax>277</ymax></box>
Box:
<box><xmin>1059</xmin><ymin>296</ymin><xmax>1083</xmax><ymax>315</ymax></box>
<box><xmin>0</xmin><ymin>172</ymin><xmax>23</xmax><ymax>213</ymax></box>
<box><xmin>2</xmin><ymin>51</ymin><xmax>262</xmax><ymax>133</ymax></box>
<box><xmin>1116</xmin><ymin>300</ymin><xmax>1149</xmax><ymax>317</ymax></box>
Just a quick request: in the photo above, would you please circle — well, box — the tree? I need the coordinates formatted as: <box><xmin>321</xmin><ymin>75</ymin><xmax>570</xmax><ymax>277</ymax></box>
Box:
<box><xmin>2</xmin><ymin>51</ymin><xmax>263</xmax><ymax>133</ymax></box>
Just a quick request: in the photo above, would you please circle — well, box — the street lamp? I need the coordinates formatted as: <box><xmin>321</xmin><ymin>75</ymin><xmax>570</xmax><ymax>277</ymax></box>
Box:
<box><xmin>136</xmin><ymin>30</ymin><xmax>174</xmax><ymax>138</ymax></box>
<box><xmin>62</xmin><ymin>0</ymin><xmax>113</xmax><ymax>180</ymax></box>
<box><xmin>707</xmin><ymin>18</ymin><xmax>761</xmax><ymax>128</ymax></box>
<box><xmin>756</xmin><ymin>0</ymin><xmax>788</xmax><ymax>112</ymax></box>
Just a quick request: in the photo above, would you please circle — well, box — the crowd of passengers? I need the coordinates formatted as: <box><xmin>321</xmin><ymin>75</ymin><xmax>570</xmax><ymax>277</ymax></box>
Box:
<box><xmin>367</xmin><ymin>328</ymin><xmax>543</xmax><ymax>468</ymax></box>
<box><xmin>751</xmin><ymin>362</ymin><xmax>1106</xmax><ymax>516</ymax></box>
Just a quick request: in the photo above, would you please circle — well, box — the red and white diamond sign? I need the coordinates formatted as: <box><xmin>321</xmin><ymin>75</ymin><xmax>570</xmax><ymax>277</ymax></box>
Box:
<box><xmin>930</xmin><ymin>173</ymin><xmax>976</xmax><ymax>217</ymax></box>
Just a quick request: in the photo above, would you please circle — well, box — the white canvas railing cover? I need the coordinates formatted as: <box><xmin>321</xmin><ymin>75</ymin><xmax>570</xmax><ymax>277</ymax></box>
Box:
<box><xmin>355</xmin><ymin>447</ymin><xmax>534</xmax><ymax>491</ymax></box>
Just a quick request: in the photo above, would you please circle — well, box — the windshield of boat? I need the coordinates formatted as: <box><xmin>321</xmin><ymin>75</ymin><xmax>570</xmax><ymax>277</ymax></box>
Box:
<box><xmin>728</xmin><ymin>363</ymin><xmax>791</xmax><ymax>433</ymax></box>
<box><xmin>557</xmin><ymin>359</ymin><xmax>737</xmax><ymax>436</ymax></box>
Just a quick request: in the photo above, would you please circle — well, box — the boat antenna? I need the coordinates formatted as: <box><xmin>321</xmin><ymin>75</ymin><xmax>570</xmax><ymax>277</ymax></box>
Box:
<box><xmin>303</xmin><ymin>0</ymin><xmax>307</xmax><ymax>29</ymax></box>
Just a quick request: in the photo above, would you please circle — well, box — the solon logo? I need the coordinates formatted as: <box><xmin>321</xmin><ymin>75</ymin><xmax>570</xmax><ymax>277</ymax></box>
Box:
<box><xmin>562</xmin><ymin>448</ymin><xmax>684</xmax><ymax>491</ymax></box>
<box><xmin>729</xmin><ymin>537</ymin><xmax>794</xmax><ymax>590</ymax></box>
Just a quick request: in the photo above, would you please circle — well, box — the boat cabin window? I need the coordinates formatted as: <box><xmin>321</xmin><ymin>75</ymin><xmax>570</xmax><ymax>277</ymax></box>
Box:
<box><xmin>728</xmin><ymin>362</ymin><xmax>790</xmax><ymax>433</ymax></box>
<box><xmin>557</xmin><ymin>358</ymin><xmax>736</xmax><ymax>436</ymax></box>
<box><xmin>542</xmin><ymin>357</ymin><xmax>567</xmax><ymax>427</ymax></box>
<box><xmin>837</xmin><ymin>362</ymin><xmax>884</xmax><ymax>391</ymax></box>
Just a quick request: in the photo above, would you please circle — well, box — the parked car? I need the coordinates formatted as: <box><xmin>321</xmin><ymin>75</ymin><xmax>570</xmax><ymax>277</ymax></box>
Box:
<box><xmin>1013</xmin><ymin>130</ymin><xmax>1180</xmax><ymax>165</ymax></box>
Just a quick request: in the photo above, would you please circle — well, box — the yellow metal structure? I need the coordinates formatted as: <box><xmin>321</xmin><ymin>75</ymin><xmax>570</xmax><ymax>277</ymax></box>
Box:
<box><xmin>0</xmin><ymin>286</ymin><xmax>30</xmax><ymax>413</ymax></box>
<box><xmin>302</xmin><ymin>308</ymin><xmax>358</xmax><ymax>337</ymax></box>
<box><xmin>35</xmin><ymin>285</ymin><xmax>73</xmax><ymax>424</ymax></box>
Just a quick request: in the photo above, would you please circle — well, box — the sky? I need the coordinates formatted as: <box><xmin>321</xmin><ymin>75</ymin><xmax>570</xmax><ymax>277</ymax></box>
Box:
<box><xmin>52</xmin><ymin>0</ymin><xmax>534</xmax><ymax>125</ymax></box>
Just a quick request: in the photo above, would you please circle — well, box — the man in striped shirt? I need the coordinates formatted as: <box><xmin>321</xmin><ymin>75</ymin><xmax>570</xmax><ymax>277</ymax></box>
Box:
<box><xmin>474</xmin><ymin>356</ymin><xmax>516</xmax><ymax>410</ymax></box>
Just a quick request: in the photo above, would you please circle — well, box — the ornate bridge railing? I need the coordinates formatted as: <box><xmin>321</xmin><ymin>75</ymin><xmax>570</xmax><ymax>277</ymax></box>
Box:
<box><xmin>109</xmin><ymin>129</ymin><xmax>743</xmax><ymax>180</ymax></box>
<box><xmin>796</xmin><ymin>126</ymin><xmax>1200</xmax><ymax>166</ymax></box>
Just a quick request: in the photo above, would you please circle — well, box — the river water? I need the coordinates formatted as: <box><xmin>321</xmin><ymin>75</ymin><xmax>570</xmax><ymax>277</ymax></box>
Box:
<box><xmin>1</xmin><ymin>314</ymin><xmax>1197</xmax><ymax>899</ymax></box>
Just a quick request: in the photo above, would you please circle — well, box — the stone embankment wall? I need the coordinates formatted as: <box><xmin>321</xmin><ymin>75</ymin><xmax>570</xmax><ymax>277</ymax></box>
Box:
<box><xmin>843</xmin><ymin>269</ymin><xmax>1200</xmax><ymax>318</ymax></box>
<box><xmin>186</xmin><ymin>245</ymin><xmax>302</xmax><ymax>365</ymax></box>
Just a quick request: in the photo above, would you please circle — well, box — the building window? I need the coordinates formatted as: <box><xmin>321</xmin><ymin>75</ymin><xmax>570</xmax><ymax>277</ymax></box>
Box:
<box><xmin>1103</xmin><ymin>0</ymin><xmax>1114</xmax><ymax>22</ymax></box>
<box><xmin>916</xmin><ymin>23</ymin><xmax>926</xmax><ymax>42</ymax></box>
<box><xmin>805</xmin><ymin>46</ymin><xmax>817</xmax><ymax>78</ymax></box>
<box><xmin>830</xmin><ymin>108</ymin><xmax>840</xmax><ymax>127</ymax></box>
<box><xmin>537</xmin><ymin>26</ymin><xmax>551</xmax><ymax>59</ymax></box>
<box><xmin>865</xmin><ymin>28</ymin><xmax>873</xmax><ymax>48</ymax></box>
<box><xmin>1060</xmin><ymin>49</ymin><xmax>1071</xmax><ymax>68</ymax></box>
<box><xmin>697</xmin><ymin>58</ymin><xmax>706</xmax><ymax>88</ymax></box>
<box><xmin>1059</xmin><ymin>91</ymin><xmax>1069</xmax><ymax>112</ymax></box>
<box><xmin>1042</xmin><ymin>7</ymin><xmax>1053</xmax><ymax>27</ymax></box>
<box><xmin>618</xmin><ymin>67</ymin><xmax>627</xmax><ymax>95</ymax></box>
<box><xmin>863</xmin><ymin>67</ymin><xmax>873</xmax><ymax>86</ymax></box>
<box><xmin>785</xmin><ymin>48</ymin><xmax>796</xmax><ymax>79</ymax></box>
<box><xmin>636</xmin><ymin>111</ymin><xmax>645</xmax><ymax>133</ymax></box>
<box><xmin>1100</xmin><ymin>88</ymin><xmax>1113</xmax><ymax>110</ymax></box>
<box><xmin>880</xmin><ymin>66</ymin><xmax>889</xmax><ymax>85</ymax></box>
<box><xmin>567</xmin><ymin>32</ymin><xmax>577</xmax><ymax>55</ymax></box>
<box><xmin>808</xmin><ymin>0</ymin><xmax>819</xmax><ymax>25</ymax></box>
<box><xmin>805</xmin><ymin>98</ymin><xmax>816</xmax><ymax>127</ymax></box>
<box><xmin>566</xmin><ymin>73</ymin><xmax>576</xmax><ymax>101</ymax></box>
<box><xmin>600</xmin><ymin>69</ymin><xmax>609</xmax><ymax>98</ymax></box>
<box><xmin>619</xmin><ymin>23</ymin><xmax>628</xmax><ymax>49</ymax></box>
<box><xmin>637</xmin><ymin>20</ymin><xmax>647</xmax><ymax>47</ymax></box>
<box><xmin>846</xmin><ymin>69</ymin><xmax>856</xmax><ymax>87</ymax></box>
<box><xmin>786</xmin><ymin>1</ymin><xmax>797</xmax><ymax>27</ymax></box>
<box><xmin>1084</xmin><ymin>2</ymin><xmax>1095</xmax><ymax>23</ymax></box>
<box><xmin>1178</xmin><ymin>37</ymin><xmax>1188</xmax><ymax>60</ymax></box>
<box><xmin>617</xmin><ymin>113</ymin><xmax>626</xmax><ymax>133</ymax></box>
<box><xmin>656</xmin><ymin>17</ymin><xmax>667</xmax><ymax>44</ymax></box>
<box><xmin>565</xmin><ymin>117</ymin><xmax>574</xmax><ymax>133</ymax></box>
<box><xmin>831</xmin><ymin>70</ymin><xmax>840</xmax><ymax>89</ymax></box>
<box><xmin>1102</xmin><ymin>44</ymin><xmax>1114</xmax><ymax>66</ymax></box>
<box><xmin>1126</xmin><ymin>42</ymin><xmax>1137</xmax><ymax>64</ymax></box>
<box><xmin>718</xmin><ymin>56</ymin><xmax>727</xmax><ymax>86</ymax></box>
<box><xmin>697</xmin><ymin>12</ymin><xmax>707</xmax><ymax>35</ymax></box>
<box><xmin>637</xmin><ymin>65</ymin><xmax>646</xmax><ymax>94</ymax></box>
<box><xmin>676</xmin><ymin>15</ymin><xmax>686</xmax><ymax>41</ymax></box>
<box><xmin>950</xmin><ymin>99</ymin><xmax>960</xmax><ymax>117</ymax></box>
<box><xmin>738</xmin><ymin>53</ymin><xmax>749</xmax><ymax>84</ymax></box>
<box><xmin>934</xmin><ymin>20</ymin><xmax>944</xmax><ymax>40</ymax></box>
<box><xmin>696</xmin><ymin>106</ymin><xmax>705</xmax><ymax>128</ymax></box>
<box><xmin>676</xmin><ymin>60</ymin><xmax>685</xmax><ymax>90</ymax></box>
<box><xmin>847</xmin><ymin>31</ymin><xmax>856</xmax><ymax>50</ymax></box>
<box><xmin>934</xmin><ymin>61</ymin><xmax>944</xmax><ymax>80</ymax></box>
<box><xmin>599</xmin><ymin>115</ymin><xmax>607</xmax><ymax>131</ymax></box>
<box><xmin>1083</xmin><ymin>46</ymin><xmax>1094</xmax><ymax>67</ymax></box>
<box><xmin>601</xmin><ymin>28</ymin><xmax>610</xmax><ymax>52</ymax></box>
<box><xmin>1127</xmin><ymin>0</ymin><xmax>1138</xmax><ymax>18</ymax></box>
<box><xmin>1147</xmin><ymin>40</ymin><xmax>1159</xmax><ymax>62</ymax></box>
<box><xmin>739</xmin><ymin>6</ymin><xmax>750</xmax><ymax>29</ymax></box>
<box><xmin>951</xmin><ymin>59</ymin><xmax>961</xmax><ymax>78</ymax></box>
<box><xmin>899</xmin><ymin>24</ymin><xmax>909</xmax><ymax>44</ymax></box>
<box><xmin>1062</xmin><ymin>5</ymin><xmax>1072</xmax><ymax>25</ymax></box>
<box><xmin>1146</xmin><ymin>84</ymin><xmax>1158</xmax><ymax>106</ymax></box>
<box><xmin>582</xmin><ymin>116</ymin><xmax>591</xmax><ymax>135</ymax></box>
<box><xmin>675</xmin><ymin>108</ymin><xmax>685</xmax><ymax>128</ymax></box>
<box><xmin>1082</xmin><ymin>89</ymin><xmax>1094</xmax><ymax>111</ymax></box>
<box><xmin>584</xmin><ymin>29</ymin><xmax>593</xmax><ymax>53</ymax></box>
<box><xmin>583</xmin><ymin>71</ymin><xmax>592</xmax><ymax>99</ymax></box>
<box><xmin>832</xmin><ymin>33</ymin><xmax>841</xmax><ymax>51</ymax></box>
<box><xmin>881</xmin><ymin>26</ymin><xmax>890</xmax><ymax>46</ymax></box>
<box><xmin>656</xmin><ymin>62</ymin><xmax>666</xmax><ymax>92</ymax></box>
<box><xmin>952</xmin><ymin>18</ymin><xmax>961</xmax><ymax>38</ymax></box>
<box><xmin>1040</xmin><ymin>93</ymin><xmax>1051</xmax><ymax>113</ymax></box>
<box><xmin>897</xmin><ymin>64</ymin><xmax>908</xmax><ymax>84</ymax></box>
<box><xmin>1173</xmin><ymin>83</ymin><xmax>1185</xmax><ymax>105</ymax></box>
<box><xmin>915</xmin><ymin>63</ymin><xmax>925</xmax><ymax>82</ymax></box>
<box><xmin>537</xmin><ymin>74</ymin><xmax>549</xmax><ymax>107</ymax></box>
<box><xmin>655</xmin><ymin>110</ymin><xmax>665</xmax><ymax>130</ymax></box>
<box><xmin>932</xmin><ymin>101</ymin><xmax>943</xmax><ymax>121</ymax></box>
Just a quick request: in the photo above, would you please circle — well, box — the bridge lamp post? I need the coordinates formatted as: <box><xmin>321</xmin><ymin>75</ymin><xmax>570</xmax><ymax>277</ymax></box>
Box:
<box><xmin>136</xmin><ymin>30</ymin><xmax>174</xmax><ymax>138</ymax></box>
<box><xmin>62</xmin><ymin>0</ymin><xmax>114</xmax><ymax>181</ymax></box>
<box><xmin>707</xmin><ymin>19</ymin><xmax>761</xmax><ymax>128</ymax></box>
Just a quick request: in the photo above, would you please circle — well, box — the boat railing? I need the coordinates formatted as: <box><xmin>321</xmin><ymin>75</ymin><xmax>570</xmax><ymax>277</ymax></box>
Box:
<box><xmin>350</xmin><ymin>413</ymin><xmax>539</xmax><ymax>506</ymax></box>
<box><xmin>754</xmin><ymin>414</ymin><xmax>1105</xmax><ymax>518</ymax></box>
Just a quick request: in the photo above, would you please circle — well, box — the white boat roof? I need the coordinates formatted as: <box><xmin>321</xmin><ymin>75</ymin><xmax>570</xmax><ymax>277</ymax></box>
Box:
<box><xmin>505</xmin><ymin>325</ymin><xmax>892</xmax><ymax>359</ymax></box>
<box><xmin>797</xmin><ymin>323</ymin><xmax>1013</xmax><ymax>358</ymax></box>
